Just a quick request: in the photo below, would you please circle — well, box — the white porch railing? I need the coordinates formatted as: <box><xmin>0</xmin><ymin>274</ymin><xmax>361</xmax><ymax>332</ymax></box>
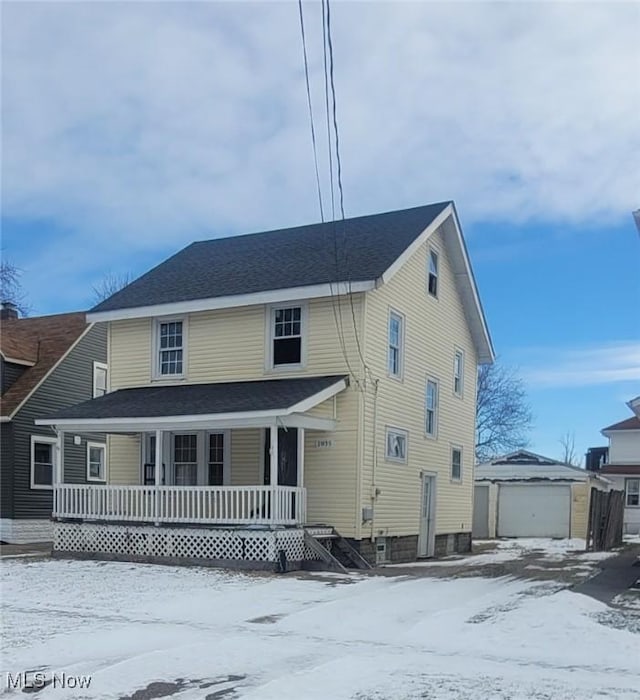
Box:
<box><xmin>53</xmin><ymin>485</ymin><xmax>306</xmax><ymax>526</ymax></box>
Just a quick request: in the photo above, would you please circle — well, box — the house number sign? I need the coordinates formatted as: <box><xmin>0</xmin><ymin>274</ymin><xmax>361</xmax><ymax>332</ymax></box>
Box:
<box><xmin>314</xmin><ymin>439</ymin><xmax>335</xmax><ymax>449</ymax></box>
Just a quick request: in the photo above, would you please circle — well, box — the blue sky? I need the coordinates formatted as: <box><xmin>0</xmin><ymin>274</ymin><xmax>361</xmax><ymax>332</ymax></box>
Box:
<box><xmin>2</xmin><ymin>1</ymin><xmax>639</xmax><ymax>463</ymax></box>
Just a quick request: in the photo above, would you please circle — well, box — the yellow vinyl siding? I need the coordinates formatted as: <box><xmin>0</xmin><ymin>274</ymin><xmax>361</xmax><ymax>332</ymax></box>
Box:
<box><xmin>110</xmin><ymin>319</ymin><xmax>152</xmax><ymax>389</ymax></box>
<box><xmin>230</xmin><ymin>429</ymin><xmax>262</xmax><ymax>486</ymax></box>
<box><xmin>361</xmin><ymin>225</ymin><xmax>478</xmax><ymax>538</ymax></box>
<box><xmin>107</xmin><ymin>435</ymin><xmax>140</xmax><ymax>484</ymax></box>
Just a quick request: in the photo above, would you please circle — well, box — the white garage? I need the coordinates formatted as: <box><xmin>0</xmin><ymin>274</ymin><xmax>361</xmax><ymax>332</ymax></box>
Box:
<box><xmin>497</xmin><ymin>483</ymin><xmax>571</xmax><ymax>538</ymax></box>
<box><xmin>473</xmin><ymin>450</ymin><xmax>612</xmax><ymax>540</ymax></box>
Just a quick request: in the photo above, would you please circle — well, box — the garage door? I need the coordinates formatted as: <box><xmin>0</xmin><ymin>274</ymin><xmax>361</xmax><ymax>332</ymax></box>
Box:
<box><xmin>497</xmin><ymin>484</ymin><xmax>571</xmax><ymax>538</ymax></box>
<box><xmin>473</xmin><ymin>485</ymin><xmax>490</xmax><ymax>539</ymax></box>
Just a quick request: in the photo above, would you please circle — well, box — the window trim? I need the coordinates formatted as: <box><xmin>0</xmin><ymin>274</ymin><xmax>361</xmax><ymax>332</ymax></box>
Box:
<box><xmin>152</xmin><ymin>316</ymin><xmax>187</xmax><ymax>380</ymax></box>
<box><xmin>86</xmin><ymin>441</ymin><xmax>107</xmax><ymax>482</ymax></box>
<box><xmin>384</xmin><ymin>426</ymin><xmax>408</xmax><ymax>464</ymax></box>
<box><xmin>93</xmin><ymin>361</ymin><xmax>109</xmax><ymax>398</ymax></box>
<box><xmin>265</xmin><ymin>302</ymin><xmax>308</xmax><ymax>371</ymax></box>
<box><xmin>387</xmin><ymin>308</ymin><xmax>405</xmax><ymax>380</ymax></box>
<box><xmin>30</xmin><ymin>435</ymin><xmax>57</xmax><ymax>490</ymax></box>
<box><xmin>425</xmin><ymin>377</ymin><xmax>439</xmax><ymax>438</ymax></box>
<box><xmin>427</xmin><ymin>248</ymin><xmax>439</xmax><ymax>299</ymax></box>
<box><xmin>450</xmin><ymin>445</ymin><xmax>463</xmax><ymax>482</ymax></box>
<box><xmin>453</xmin><ymin>349</ymin><xmax>464</xmax><ymax>398</ymax></box>
<box><xmin>172</xmin><ymin>432</ymin><xmax>199</xmax><ymax>486</ymax></box>
<box><xmin>625</xmin><ymin>478</ymin><xmax>640</xmax><ymax>508</ymax></box>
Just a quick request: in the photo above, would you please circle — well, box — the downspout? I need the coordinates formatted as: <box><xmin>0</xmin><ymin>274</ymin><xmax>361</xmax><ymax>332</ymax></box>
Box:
<box><xmin>370</xmin><ymin>378</ymin><xmax>379</xmax><ymax>543</ymax></box>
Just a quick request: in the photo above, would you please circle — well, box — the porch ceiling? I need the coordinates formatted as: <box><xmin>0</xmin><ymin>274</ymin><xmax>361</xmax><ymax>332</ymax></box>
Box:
<box><xmin>35</xmin><ymin>375</ymin><xmax>347</xmax><ymax>433</ymax></box>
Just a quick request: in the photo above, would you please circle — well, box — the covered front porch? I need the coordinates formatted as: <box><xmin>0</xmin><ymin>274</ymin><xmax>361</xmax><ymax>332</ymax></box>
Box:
<box><xmin>36</xmin><ymin>376</ymin><xmax>348</xmax><ymax>569</ymax></box>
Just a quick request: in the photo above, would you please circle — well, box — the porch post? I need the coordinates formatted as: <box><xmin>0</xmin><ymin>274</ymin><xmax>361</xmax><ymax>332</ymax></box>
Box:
<box><xmin>269</xmin><ymin>424</ymin><xmax>279</xmax><ymax>523</ymax></box>
<box><xmin>54</xmin><ymin>429</ymin><xmax>64</xmax><ymax>519</ymax></box>
<box><xmin>297</xmin><ymin>428</ymin><xmax>305</xmax><ymax>488</ymax></box>
<box><xmin>154</xmin><ymin>429</ymin><xmax>162</xmax><ymax>524</ymax></box>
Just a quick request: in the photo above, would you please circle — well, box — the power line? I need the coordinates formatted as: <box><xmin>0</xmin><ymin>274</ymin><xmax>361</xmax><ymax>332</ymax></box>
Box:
<box><xmin>297</xmin><ymin>0</ymin><xmax>324</xmax><ymax>222</ymax></box>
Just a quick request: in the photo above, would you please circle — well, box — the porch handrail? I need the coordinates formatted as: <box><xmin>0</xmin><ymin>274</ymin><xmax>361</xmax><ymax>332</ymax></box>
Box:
<box><xmin>53</xmin><ymin>484</ymin><xmax>306</xmax><ymax>526</ymax></box>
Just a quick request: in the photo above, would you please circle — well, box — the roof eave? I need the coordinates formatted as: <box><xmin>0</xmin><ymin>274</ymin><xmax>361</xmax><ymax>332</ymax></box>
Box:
<box><xmin>86</xmin><ymin>282</ymin><xmax>376</xmax><ymax>322</ymax></box>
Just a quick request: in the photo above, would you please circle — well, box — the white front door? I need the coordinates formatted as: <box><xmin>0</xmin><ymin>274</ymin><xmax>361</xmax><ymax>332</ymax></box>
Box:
<box><xmin>418</xmin><ymin>474</ymin><xmax>435</xmax><ymax>557</ymax></box>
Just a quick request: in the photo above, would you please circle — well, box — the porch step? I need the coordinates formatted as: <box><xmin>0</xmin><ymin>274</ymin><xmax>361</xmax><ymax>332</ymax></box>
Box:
<box><xmin>303</xmin><ymin>531</ymin><xmax>348</xmax><ymax>573</ymax></box>
<box><xmin>303</xmin><ymin>527</ymin><xmax>373</xmax><ymax>571</ymax></box>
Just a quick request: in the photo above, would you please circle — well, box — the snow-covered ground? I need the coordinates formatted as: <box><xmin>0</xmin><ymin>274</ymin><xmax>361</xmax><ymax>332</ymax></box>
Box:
<box><xmin>1</xmin><ymin>558</ymin><xmax>639</xmax><ymax>699</ymax></box>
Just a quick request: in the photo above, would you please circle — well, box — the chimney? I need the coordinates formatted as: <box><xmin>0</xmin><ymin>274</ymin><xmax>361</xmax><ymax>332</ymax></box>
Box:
<box><xmin>0</xmin><ymin>301</ymin><xmax>19</xmax><ymax>320</ymax></box>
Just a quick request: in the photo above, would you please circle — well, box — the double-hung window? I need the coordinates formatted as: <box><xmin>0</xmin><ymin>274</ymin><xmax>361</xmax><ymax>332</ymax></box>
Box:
<box><xmin>451</xmin><ymin>446</ymin><xmax>462</xmax><ymax>481</ymax></box>
<box><xmin>428</xmin><ymin>250</ymin><xmax>439</xmax><ymax>297</ymax></box>
<box><xmin>30</xmin><ymin>436</ymin><xmax>56</xmax><ymax>489</ymax></box>
<box><xmin>385</xmin><ymin>427</ymin><xmax>408</xmax><ymax>463</ymax></box>
<box><xmin>626</xmin><ymin>479</ymin><xmax>640</xmax><ymax>507</ymax></box>
<box><xmin>271</xmin><ymin>306</ymin><xmax>303</xmax><ymax>367</ymax></box>
<box><xmin>157</xmin><ymin>320</ymin><xmax>184</xmax><ymax>376</ymax></box>
<box><xmin>173</xmin><ymin>434</ymin><xmax>198</xmax><ymax>485</ymax></box>
<box><xmin>208</xmin><ymin>433</ymin><xmax>225</xmax><ymax>486</ymax></box>
<box><xmin>425</xmin><ymin>379</ymin><xmax>438</xmax><ymax>437</ymax></box>
<box><xmin>87</xmin><ymin>442</ymin><xmax>106</xmax><ymax>481</ymax></box>
<box><xmin>388</xmin><ymin>310</ymin><xmax>404</xmax><ymax>378</ymax></box>
<box><xmin>93</xmin><ymin>362</ymin><xmax>108</xmax><ymax>397</ymax></box>
<box><xmin>453</xmin><ymin>350</ymin><xmax>464</xmax><ymax>397</ymax></box>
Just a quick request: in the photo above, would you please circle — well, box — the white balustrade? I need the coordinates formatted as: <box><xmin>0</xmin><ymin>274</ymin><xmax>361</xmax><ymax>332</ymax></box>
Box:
<box><xmin>53</xmin><ymin>484</ymin><xmax>306</xmax><ymax>526</ymax></box>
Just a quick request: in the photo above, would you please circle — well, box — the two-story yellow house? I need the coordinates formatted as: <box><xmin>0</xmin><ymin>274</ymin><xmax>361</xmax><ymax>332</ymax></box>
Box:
<box><xmin>38</xmin><ymin>201</ymin><xmax>494</xmax><ymax>570</ymax></box>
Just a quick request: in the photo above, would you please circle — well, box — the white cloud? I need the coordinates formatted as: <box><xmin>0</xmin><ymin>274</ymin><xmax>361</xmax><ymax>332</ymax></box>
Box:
<box><xmin>2</xmin><ymin>1</ymin><xmax>639</xmax><ymax>309</ymax></box>
<box><xmin>522</xmin><ymin>342</ymin><xmax>640</xmax><ymax>388</ymax></box>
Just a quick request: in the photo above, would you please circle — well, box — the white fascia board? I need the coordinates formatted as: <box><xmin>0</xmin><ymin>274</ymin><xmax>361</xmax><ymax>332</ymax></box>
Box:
<box><xmin>378</xmin><ymin>204</ymin><xmax>453</xmax><ymax>286</ymax></box>
<box><xmin>286</xmin><ymin>378</ymin><xmax>348</xmax><ymax>414</ymax></box>
<box><xmin>86</xmin><ymin>282</ymin><xmax>375</xmax><ymax>322</ymax></box>
<box><xmin>0</xmin><ymin>354</ymin><xmax>36</xmax><ymax>367</ymax></box>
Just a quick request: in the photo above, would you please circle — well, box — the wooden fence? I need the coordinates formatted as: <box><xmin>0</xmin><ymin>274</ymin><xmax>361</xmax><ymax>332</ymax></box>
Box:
<box><xmin>587</xmin><ymin>488</ymin><xmax>624</xmax><ymax>551</ymax></box>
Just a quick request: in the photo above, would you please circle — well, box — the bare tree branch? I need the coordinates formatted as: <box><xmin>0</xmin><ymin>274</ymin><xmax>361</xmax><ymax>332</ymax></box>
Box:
<box><xmin>559</xmin><ymin>431</ymin><xmax>580</xmax><ymax>466</ymax></box>
<box><xmin>0</xmin><ymin>256</ymin><xmax>30</xmax><ymax>316</ymax></box>
<box><xmin>92</xmin><ymin>272</ymin><xmax>133</xmax><ymax>304</ymax></box>
<box><xmin>476</xmin><ymin>362</ymin><xmax>534</xmax><ymax>462</ymax></box>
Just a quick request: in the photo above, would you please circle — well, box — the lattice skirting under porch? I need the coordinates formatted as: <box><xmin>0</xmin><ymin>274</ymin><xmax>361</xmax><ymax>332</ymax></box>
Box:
<box><xmin>54</xmin><ymin>522</ymin><xmax>321</xmax><ymax>566</ymax></box>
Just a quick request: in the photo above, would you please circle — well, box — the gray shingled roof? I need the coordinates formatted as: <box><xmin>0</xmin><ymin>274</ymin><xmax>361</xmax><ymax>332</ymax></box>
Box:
<box><xmin>39</xmin><ymin>375</ymin><xmax>347</xmax><ymax>421</ymax></box>
<box><xmin>91</xmin><ymin>202</ymin><xmax>450</xmax><ymax>312</ymax></box>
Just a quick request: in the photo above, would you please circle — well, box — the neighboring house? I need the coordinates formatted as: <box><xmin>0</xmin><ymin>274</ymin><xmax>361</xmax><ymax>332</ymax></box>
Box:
<box><xmin>36</xmin><ymin>202</ymin><xmax>494</xmax><ymax>568</ymax></box>
<box><xmin>591</xmin><ymin>400</ymin><xmax>640</xmax><ymax>535</ymax></box>
<box><xmin>473</xmin><ymin>450</ymin><xmax>611</xmax><ymax>540</ymax></box>
<box><xmin>0</xmin><ymin>305</ymin><xmax>107</xmax><ymax>544</ymax></box>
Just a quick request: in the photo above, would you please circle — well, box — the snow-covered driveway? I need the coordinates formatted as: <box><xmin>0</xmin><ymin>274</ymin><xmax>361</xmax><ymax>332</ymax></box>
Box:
<box><xmin>1</xmin><ymin>558</ymin><xmax>639</xmax><ymax>699</ymax></box>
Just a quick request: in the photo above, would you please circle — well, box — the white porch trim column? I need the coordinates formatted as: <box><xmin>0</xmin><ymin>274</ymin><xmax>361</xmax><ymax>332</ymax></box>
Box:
<box><xmin>297</xmin><ymin>428</ymin><xmax>304</xmax><ymax>488</ymax></box>
<box><xmin>269</xmin><ymin>423</ymin><xmax>279</xmax><ymax>523</ymax></box>
<box><xmin>154</xmin><ymin>429</ymin><xmax>162</xmax><ymax>525</ymax></box>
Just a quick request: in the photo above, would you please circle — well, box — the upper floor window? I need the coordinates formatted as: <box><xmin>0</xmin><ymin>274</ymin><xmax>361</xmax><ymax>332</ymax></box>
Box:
<box><xmin>385</xmin><ymin>427</ymin><xmax>408</xmax><ymax>463</ymax></box>
<box><xmin>271</xmin><ymin>306</ymin><xmax>304</xmax><ymax>367</ymax></box>
<box><xmin>453</xmin><ymin>350</ymin><xmax>464</xmax><ymax>397</ymax></box>
<box><xmin>30</xmin><ymin>435</ymin><xmax>56</xmax><ymax>489</ymax></box>
<box><xmin>626</xmin><ymin>479</ymin><xmax>640</xmax><ymax>507</ymax></box>
<box><xmin>451</xmin><ymin>446</ymin><xmax>462</xmax><ymax>481</ymax></box>
<box><xmin>425</xmin><ymin>378</ymin><xmax>439</xmax><ymax>437</ymax></box>
<box><xmin>93</xmin><ymin>361</ymin><xmax>108</xmax><ymax>397</ymax></box>
<box><xmin>87</xmin><ymin>442</ymin><xmax>106</xmax><ymax>481</ymax></box>
<box><xmin>388</xmin><ymin>310</ymin><xmax>404</xmax><ymax>378</ymax></box>
<box><xmin>157</xmin><ymin>319</ymin><xmax>184</xmax><ymax>377</ymax></box>
<box><xmin>428</xmin><ymin>249</ymin><xmax>439</xmax><ymax>297</ymax></box>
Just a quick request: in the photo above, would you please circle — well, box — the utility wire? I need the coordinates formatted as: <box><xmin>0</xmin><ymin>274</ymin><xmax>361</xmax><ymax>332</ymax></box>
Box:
<box><xmin>323</xmin><ymin>0</ymin><xmax>372</xmax><ymax>384</ymax></box>
<box><xmin>297</xmin><ymin>0</ymin><xmax>324</xmax><ymax>222</ymax></box>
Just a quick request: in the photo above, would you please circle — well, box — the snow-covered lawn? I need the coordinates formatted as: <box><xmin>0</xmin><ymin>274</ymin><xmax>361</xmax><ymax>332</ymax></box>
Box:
<box><xmin>1</xmin><ymin>559</ymin><xmax>639</xmax><ymax>699</ymax></box>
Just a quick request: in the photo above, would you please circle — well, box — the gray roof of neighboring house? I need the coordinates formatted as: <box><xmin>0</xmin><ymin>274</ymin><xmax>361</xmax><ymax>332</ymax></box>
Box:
<box><xmin>39</xmin><ymin>375</ymin><xmax>347</xmax><ymax>421</ymax></box>
<box><xmin>475</xmin><ymin>450</ymin><xmax>607</xmax><ymax>482</ymax></box>
<box><xmin>90</xmin><ymin>202</ymin><xmax>451</xmax><ymax>313</ymax></box>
